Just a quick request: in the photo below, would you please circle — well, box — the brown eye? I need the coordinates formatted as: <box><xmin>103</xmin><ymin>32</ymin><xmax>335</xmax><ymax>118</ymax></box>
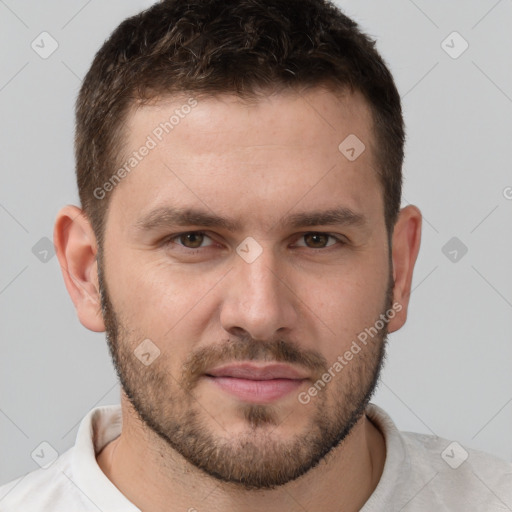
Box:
<box><xmin>296</xmin><ymin>232</ymin><xmax>342</xmax><ymax>249</ymax></box>
<box><xmin>165</xmin><ymin>231</ymin><xmax>214</xmax><ymax>250</ymax></box>
<box><xmin>303</xmin><ymin>233</ymin><xmax>330</xmax><ymax>248</ymax></box>
<box><xmin>179</xmin><ymin>232</ymin><xmax>205</xmax><ymax>248</ymax></box>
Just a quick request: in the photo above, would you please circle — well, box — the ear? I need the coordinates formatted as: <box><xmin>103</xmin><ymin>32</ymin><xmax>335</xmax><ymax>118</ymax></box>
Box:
<box><xmin>53</xmin><ymin>205</ymin><xmax>105</xmax><ymax>332</ymax></box>
<box><xmin>387</xmin><ymin>205</ymin><xmax>422</xmax><ymax>333</ymax></box>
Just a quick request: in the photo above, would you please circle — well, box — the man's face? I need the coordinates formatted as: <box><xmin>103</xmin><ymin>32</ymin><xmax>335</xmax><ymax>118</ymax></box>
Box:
<box><xmin>97</xmin><ymin>88</ymin><xmax>393</xmax><ymax>489</ymax></box>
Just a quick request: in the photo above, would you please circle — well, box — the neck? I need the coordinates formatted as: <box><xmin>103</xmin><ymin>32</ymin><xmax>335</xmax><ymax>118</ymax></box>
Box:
<box><xmin>97</xmin><ymin>397</ymin><xmax>386</xmax><ymax>512</ymax></box>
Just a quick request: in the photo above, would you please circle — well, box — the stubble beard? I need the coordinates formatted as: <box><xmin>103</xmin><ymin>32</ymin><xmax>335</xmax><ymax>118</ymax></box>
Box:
<box><xmin>97</xmin><ymin>248</ymin><xmax>391</xmax><ymax>490</ymax></box>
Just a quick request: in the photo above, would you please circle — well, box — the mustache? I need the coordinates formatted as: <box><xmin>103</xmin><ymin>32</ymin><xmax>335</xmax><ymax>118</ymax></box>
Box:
<box><xmin>180</xmin><ymin>336</ymin><xmax>328</xmax><ymax>391</ymax></box>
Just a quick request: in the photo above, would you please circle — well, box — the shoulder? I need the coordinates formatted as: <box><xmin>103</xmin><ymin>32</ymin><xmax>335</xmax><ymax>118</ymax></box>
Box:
<box><xmin>401</xmin><ymin>431</ymin><xmax>512</xmax><ymax>510</ymax></box>
<box><xmin>404</xmin><ymin>430</ymin><xmax>512</xmax><ymax>487</ymax></box>
<box><xmin>0</xmin><ymin>404</ymin><xmax>126</xmax><ymax>512</ymax></box>
<box><xmin>365</xmin><ymin>404</ymin><xmax>512</xmax><ymax>511</ymax></box>
<box><xmin>0</xmin><ymin>448</ymin><xmax>92</xmax><ymax>511</ymax></box>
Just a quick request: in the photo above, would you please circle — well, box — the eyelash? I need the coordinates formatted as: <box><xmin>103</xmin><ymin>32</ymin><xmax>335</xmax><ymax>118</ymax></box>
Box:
<box><xmin>162</xmin><ymin>231</ymin><xmax>347</xmax><ymax>253</ymax></box>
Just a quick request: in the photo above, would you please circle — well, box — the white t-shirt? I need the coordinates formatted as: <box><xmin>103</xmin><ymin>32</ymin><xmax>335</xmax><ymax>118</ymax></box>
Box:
<box><xmin>1</xmin><ymin>403</ymin><xmax>511</xmax><ymax>511</ymax></box>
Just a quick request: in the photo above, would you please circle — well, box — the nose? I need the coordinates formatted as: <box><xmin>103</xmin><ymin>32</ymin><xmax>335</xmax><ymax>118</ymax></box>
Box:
<box><xmin>219</xmin><ymin>245</ymin><xmax>299</xmax><ymax>342</ymax></box>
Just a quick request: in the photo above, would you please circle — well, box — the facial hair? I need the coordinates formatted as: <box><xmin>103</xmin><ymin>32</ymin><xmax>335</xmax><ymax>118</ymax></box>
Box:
<box><xmin>97</xmin><ymin>246</ymin><xmax>392</xmax><ymax>490</ymax></box>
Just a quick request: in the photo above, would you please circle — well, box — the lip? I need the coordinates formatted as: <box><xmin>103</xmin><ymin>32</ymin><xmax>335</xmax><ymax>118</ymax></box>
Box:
<box><xmin>205</xmin><ymin>363</ymin><xmax>309</xmax><ymax>380</ymax></box>
<box><xmin>204</xmin><ymin>363</ymin><xmax>309</xmax><ymax>404</ymax></box>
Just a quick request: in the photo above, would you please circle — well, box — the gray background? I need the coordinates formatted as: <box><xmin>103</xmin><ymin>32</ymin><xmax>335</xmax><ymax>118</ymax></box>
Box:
<box><xmin>1</xmin><ymin>0</ymin><xmax>511</xmax><ymax>487</ymax></box>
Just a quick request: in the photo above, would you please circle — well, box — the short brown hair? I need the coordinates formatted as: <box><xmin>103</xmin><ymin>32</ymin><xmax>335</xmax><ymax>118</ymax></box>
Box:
<box><xmin>75</xmin><ymin>0</ymin><xmax>404</xmax><ymax>247</ymax></box>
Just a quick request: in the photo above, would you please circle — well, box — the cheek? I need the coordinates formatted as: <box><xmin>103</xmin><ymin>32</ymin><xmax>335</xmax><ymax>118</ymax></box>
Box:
<box><xmin>310</xmin><ymin>281</ymin><xmax>380</xmax><ymax>326</ymax></box>
<box><xmin>303</xmin><ymin>262</ymin><xmax>389</xmax><ymax>351</ymax></box>
<box><xmin>108</xmin><ymin>253</ymin><xmax>223</xmax><ymax>347</ymax></box>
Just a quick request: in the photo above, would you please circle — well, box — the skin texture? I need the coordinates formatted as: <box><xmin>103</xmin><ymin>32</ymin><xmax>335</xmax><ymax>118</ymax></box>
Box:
<box><xmin>54</xmin><ymin>87</ymin><xmax>422</xmax><ymax>512</ymax></box>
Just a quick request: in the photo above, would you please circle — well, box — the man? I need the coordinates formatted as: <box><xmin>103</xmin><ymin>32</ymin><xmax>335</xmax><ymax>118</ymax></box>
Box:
<box><xmin>1</xmin><ymin>0</ymin><xmax>510</xmax><ymax>510</ymax></box>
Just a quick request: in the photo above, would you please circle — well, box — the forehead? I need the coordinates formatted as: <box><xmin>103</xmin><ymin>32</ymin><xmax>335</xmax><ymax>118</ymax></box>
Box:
<box><xmin>122</xmin><ymin>86</ymin><xmax>375</xmax><ymax>158</ymax></box>
<box><xmin>107</xmin><ymin>87</ymin><xmax>383</xmax><ymax>233</ymax></box>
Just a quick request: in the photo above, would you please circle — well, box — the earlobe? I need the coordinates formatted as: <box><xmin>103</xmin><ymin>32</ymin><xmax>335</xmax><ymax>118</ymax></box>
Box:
<box><xmin>387</xmin><ymin>205</ymin><xmax>422</xmax><ymax>333</ymax></box>
<box><xmin>53</xmin><ymin>205</ymin><xmax>106</xmax><ymax>333</ymax></box>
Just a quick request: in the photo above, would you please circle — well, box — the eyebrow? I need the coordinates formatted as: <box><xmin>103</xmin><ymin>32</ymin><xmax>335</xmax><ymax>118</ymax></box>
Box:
<box><xmin>134</xmin><ymin>205</ymin><xmax>367</xmax><ymax>233</ymax></box>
